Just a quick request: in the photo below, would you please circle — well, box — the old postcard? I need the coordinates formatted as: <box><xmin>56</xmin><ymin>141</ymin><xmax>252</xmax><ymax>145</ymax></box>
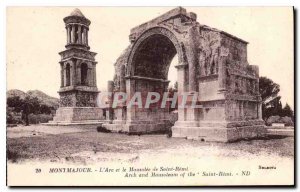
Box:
<box><xmin>6</xmin><ymin>7</ymin><xmax>294</xmax><ymax>186</ymax></box>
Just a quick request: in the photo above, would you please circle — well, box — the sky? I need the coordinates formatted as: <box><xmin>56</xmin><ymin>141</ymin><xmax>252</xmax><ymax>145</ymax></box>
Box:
<box><xmin>6</xmin><ymin>7</ymin><xmax>294</xmax><ymax>109</ymax></box>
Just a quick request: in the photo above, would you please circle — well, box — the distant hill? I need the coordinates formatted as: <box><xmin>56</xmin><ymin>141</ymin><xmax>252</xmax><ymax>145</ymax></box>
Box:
<box><xmin>7</xmin><ymin>89</ymin><xmax>59</xmax><ymax>109</ymax></box>
<box><xmin>6</xmin><ymin>89</ymin><xmax>27</xmax><ymax>100</ymax></box>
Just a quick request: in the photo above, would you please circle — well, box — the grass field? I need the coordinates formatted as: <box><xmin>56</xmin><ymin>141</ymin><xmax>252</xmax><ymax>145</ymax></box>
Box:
<box><xmin>7</xmin><ymin>125</ymin><xmax>294</xmax><ymax>164</ymax></box>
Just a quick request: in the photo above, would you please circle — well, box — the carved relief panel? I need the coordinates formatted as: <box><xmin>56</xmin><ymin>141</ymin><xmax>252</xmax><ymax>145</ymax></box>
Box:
<box><xmin>198</xmin><ymin>28</ymin><xmax>221</xmax><ymax>77</ymax></box>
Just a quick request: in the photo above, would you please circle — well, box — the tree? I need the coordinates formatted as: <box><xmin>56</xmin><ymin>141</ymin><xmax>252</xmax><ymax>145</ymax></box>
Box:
<box><xmin>7</xmin><ymin>96</ymin><xmax>23</xmax><ymax>112</ymax></box>
<box><xmin>7</xmin><ymin>96</ymin><xmax>23</xmax><ymax>124</ymax></box>
<box><xmin>22</xmin><ymin>96</ymin><xmax>41</xmax><ymax>125</ymax></box>
<box><xmin>281</xmin><ymin>104</ymin><xmax>294</xmax><ymax>121</ymax></box>
<box><xmin>259</xmin><ymin>77</ymin><xmax>280</xmax><ymax>106</ymax></box>
<box><xmin>259</xmin><ymin>77</ymin><xmax>294</xmax><ymax>122</ymax></box>
<box><xmin>259</xmin><ymin>77</ymin><xmax>281</xmax><ymax>120</ymax></box>
<box><xmin>40</xmin><ymin>104</ymin><xmax>53</xmax><ymax>114</ymax></box>
<box><xmin>7</xmin><ymin>96</ymin><xmax>41</xmax><ymax>126</ymax></box>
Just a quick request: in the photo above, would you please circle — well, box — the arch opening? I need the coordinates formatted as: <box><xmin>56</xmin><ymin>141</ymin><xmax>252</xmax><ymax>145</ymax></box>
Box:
<box><xmin>130</xmin><ymin>33</ymin><xmax>179</xmax><ymax>117</ymax></box>
<box><xmin>132</xmin><ymin>34</ymin><xmax>177</xmax><ymax>80</ymax></box>
<box><xmin>168</xmin><ymin>54</ymin><xmax>178</xmax><ymax>89</ymax></box>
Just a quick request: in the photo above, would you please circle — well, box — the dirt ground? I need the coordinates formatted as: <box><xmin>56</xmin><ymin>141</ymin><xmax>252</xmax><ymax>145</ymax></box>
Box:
<box><xmin>6</xmin><ymin>124</ymin><xmax>294</xmax><ymax>165</ymax></box>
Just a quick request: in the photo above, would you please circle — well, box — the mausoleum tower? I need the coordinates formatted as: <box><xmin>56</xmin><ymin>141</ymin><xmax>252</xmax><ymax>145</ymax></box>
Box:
<box><xmin>59</xmin><ymin>8</ymin><xmax>98</xmax><ymax>107</ymax></box>
<box><xmin>50</xmin><ymin>8</ymin><xmax>104</xmax><ymax>124</ymax></box>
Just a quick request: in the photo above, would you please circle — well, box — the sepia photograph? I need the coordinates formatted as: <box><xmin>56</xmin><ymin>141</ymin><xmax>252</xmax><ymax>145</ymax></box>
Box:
<box><xmin>6</xmin><ymin>6</ymin><xmax>294</xmax><ymax>186</ymax></box>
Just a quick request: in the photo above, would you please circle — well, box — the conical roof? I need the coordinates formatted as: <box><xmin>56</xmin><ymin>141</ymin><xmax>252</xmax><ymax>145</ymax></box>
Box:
<box><xmin>70</xmin><ymin>8</ymin><xmax>85</xmax><ymax>17</ymax></box>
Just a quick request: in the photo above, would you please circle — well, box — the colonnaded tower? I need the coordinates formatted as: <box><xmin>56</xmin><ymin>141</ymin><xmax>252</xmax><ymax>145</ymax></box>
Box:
<box><xmin>50</xmin><ymin>8</ymin><xmax>104</xmax><ymax>124</ymax></box>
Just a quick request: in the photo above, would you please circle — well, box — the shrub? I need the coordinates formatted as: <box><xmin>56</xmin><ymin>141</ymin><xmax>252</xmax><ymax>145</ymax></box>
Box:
<box><xmin>6</xmin><ymin>108</ymin><xmax>22</xmax><ymax>124</ymax></box>
<box><xmin>266</xmin><ymin>115</ymin><xmax>281</xmax><ymax>126</ymax></box>
<box><xmin>7</xmin><ymin>149</ymin><xmax>21</xmax><ymax>163</ymax></box>
<box><xmin>266</xmin><ymin>115</ymin><xmax>294</xmax><ymax>127</ymax></box>
<box><xmin>28</xmin><ymin>114</ymin><xmax>53</xmax><ymax>124</ymax></box>
<box><xmin>280</xmin><ymin>116</ymin><xmax>294</xmax><ymax>126</ymax></box>
<box><xmin>97</xmin><ymin>125</ymin><xmax>111</xmax><ymax>133</ymax></box>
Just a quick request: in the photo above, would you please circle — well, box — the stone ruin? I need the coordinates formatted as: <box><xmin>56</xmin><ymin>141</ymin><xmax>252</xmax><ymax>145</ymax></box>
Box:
<box><xmin>49</xmin><ymin>8</ymin><xmax>104</xmax><ymax>126</ymax></box>
<box><xmin>50</xmin><ymin>7</ymin><xmax>266</xmax><ymax>142</ymax></box>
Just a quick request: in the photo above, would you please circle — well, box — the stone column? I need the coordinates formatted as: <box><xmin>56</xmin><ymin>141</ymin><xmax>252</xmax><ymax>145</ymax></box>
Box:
<box><xmin>60</xmin><ymin>63</ymin><xmax>64</xmax><ymax>87</ymax></box>
<box><xmin>176</xmin><ymin>64</ymin><xmax>188</xmax><ymax>93</ymax></box>
<box><xmin>63</xmin><ymin>63</ymin><xmax>67</xmax><ymax>87</ymax></box>
<box><xmin>83</xmin><ymin>27</ymin><xmax>87</xmax><ymax>45</ymax></box>
<box><xmin>120</xmin><ymin>65</ymin><xmax>126</xmax><ymax>92</ymax></box>
<box><xmin>66</xmin><ymin>26</ymin><xmax>68</xmax><ymax>44</ymax></box>
<box><xmin>240</xmin><ymin>101</ymin><xmax>244</xmax><ymax>120</ymax></box>
<box><xmin>107</xmin><ymin>81</ymin><xmax>114</xmax><ymax>105</ymax></box>
<box><xmin>218</xmin><ymin>56</ymin><xmax>226</xmax><ymax>92</ymax></box>
<box><xmin>67</xmin><ymin>25</ymin><xmax>71</xmax><ymax>44</ymax></box>
<box><xmin>90</xmin><ymin>67</ymin><xmax>94</xmax><ymax>86</ymax></box>
<box><xmin>78</xmin><ymin>25</ymin><xmax>82</xmax><ymax>44</ymax></box>
<box><xmin>93</xmin><ymin>65</ymin><xmax>97</xmax><ymax>86</ymax></box>
<box><xmin>88</xmin><ymin>67</ymin><xmax>92</xmax><ymax>86</ymax></box>
<box><xmin>70</xmin><ymin>61</ymin><xmax>76</xmax><ymax>86</ymax></box>
<box><xmin>76</xmin><ymin>62</ymin><xmax>81</xmax><ymax>85</ymax></box>
<box><xmin>175</xmin><ymin>63</ymin><xmax>188</xmax><ymax>121</ymax></box>
<box><xmin>256</xmin><ymin>79</ymin><xmax>260</xmax><ymax>95</ymax></box>
<box><xmin>251</xmin><ymin>65</ymin><xmax>260</xmax><ymax>94</ymax></box>
<box><xmin>254</xmin><ymin>66</ymin><xmax>262</xmax><ymax>120</ymax></box>
<box><xmin>258</xmin><ymin>102</ymin><xmax>262</xmax><ymax>120</ymax></box>
<box><xmin>86</xmin><ymin>29</ymin><xmax>89</xmax><ymax>45</ymax></box>
<box><xmin>107</xmin><ymin>81</ymin><xmax>114</xmax><ymax>121</ymax></box>
<box><xmin>186</xmin><ymin>26</ymin><xmax>199</xmax><ymax>93</ymax></box>
<box><xmin>126</xmin><ymin>78</ymin><xmax>136</xmax><ymax>121</ymax></box>
<box><xmin>71</xmin><ymin>24</ymin><xmax>76</xmax><ymax>44</ymax></box>
<box><xmin>177</xmin><ymin>44</ymin><xmax>200</xmax><ymax>127</ymax></box>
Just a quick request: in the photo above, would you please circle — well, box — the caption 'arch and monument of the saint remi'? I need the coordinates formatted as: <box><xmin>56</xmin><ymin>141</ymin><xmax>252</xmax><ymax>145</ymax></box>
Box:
<box><xmin>49</xmin><ymin>7</ymin><xmax>266</xmax><ymax>142</ymax></box>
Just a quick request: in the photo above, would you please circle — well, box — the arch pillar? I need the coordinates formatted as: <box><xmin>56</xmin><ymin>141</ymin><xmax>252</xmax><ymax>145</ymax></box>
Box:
<box><xmin>186</xmin><ymin>26</ymin><xmax>200</xmax><ymax>93</ymax></box>
<box><xmin>175</xmin><ymin>63</ymin><xmax>188</xmax><ymax>122</ymax></box>
<box><xmin>121</xmin><ymin>27</ymin><xmax>185</xmax><ymax>133</ymax></box>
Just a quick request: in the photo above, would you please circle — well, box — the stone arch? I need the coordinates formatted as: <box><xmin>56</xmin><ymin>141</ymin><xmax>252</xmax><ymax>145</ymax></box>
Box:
<box><xmin>127</xmin><ymin>27</ymin><xmax>184</xmax><ymax>78</ymax></box>
<box><xmin>102</xmin><ymin>7</ymin><xmax>264</xmax><ymax>142</ymax></box>
<box><xmin>116</xmin><ymin>26</ymin><xmax>188</xmax><ymax>133</ymax></box>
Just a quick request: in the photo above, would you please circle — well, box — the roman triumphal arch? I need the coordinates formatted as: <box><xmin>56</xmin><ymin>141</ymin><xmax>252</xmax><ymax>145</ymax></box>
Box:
<box><xmin>103</xmin><ymin>7</ymin><xmax>266</xmax><ymax>142</ymax></box>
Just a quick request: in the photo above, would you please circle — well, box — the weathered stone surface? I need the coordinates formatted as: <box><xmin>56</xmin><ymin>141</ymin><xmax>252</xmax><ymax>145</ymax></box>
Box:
<box><xmin>49</xmin><ymin>9</ymin><xmax>105</xmax><ymax>125</ymax></box>
<box><xmin>51</xmin><ymin>107</ymin><xmax>105</xmax><ymax>122</ymax></box>
<box><xmin>104</xmin><ymin>7</ymin><xmax>265</xmax><ymax>142</ymax></box>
